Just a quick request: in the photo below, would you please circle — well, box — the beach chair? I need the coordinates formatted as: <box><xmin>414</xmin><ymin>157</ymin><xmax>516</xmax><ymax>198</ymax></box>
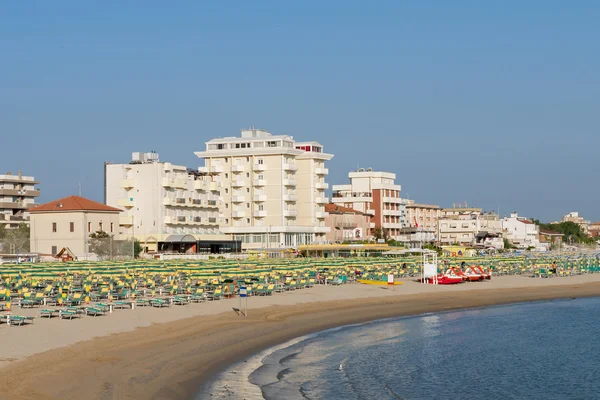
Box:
<box><xmin>135</xmin><ymin>298</ymin><xmax>151</xmax><ymax>307</ymax></box>
<box><xmin>85</xmin><ymin>307</ymin><xmax>106</xmax><ymax>317</ymax></box>
<box><xmin>65</xmin><ymin>293</ymin><xmax>83</xmax><ymax>306</ymax></box>
<box><xmin>207</xmin><ymin>288</ymin><xmax>222</xmax><ymax>301</ymax></box>
<box><xmin>265</xmin><ymin>284</ymin><xmax>275</xmax><ymax>296</ymax></box>
<box><xmin>40</xmin><ymin>309</ymin><xmax>58</xmax><ymax>318</ymax></box>
<box><xmin>171</xmin><ymin>296</ymin><xmax>188</xmax><ymax>306</ymax></box>
<box><xmin>150</xmin><ymin>298</ymin><xmax>170</xmax><ymax>308</ymax></box>
<box><xmin>59</xmin><ymin>309</ymin><xmax>79</xmax><ymax>320</ymax></box>
<box><xmin>190</xmin><ymin>288</ymin><xmax>205</xmax><ymax>303</ymax></box>
<box><xmin>7</xmin><ymin>315</ymin><xmax>35</xmax><ymax>326</ymax></box>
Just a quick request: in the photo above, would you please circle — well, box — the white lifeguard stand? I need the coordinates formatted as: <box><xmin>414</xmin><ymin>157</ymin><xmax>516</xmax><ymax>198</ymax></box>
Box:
<box><xmin>422</xmin><ymin>251</ymin><xmax>438</xmax><ymax>284</ymax></box>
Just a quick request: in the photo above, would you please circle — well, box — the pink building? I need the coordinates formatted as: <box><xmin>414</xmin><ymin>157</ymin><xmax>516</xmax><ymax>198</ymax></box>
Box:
<box><xmin>324</xmin><ymin>203</ymin><xmax>371</xmax><ymax>243</ymax></box>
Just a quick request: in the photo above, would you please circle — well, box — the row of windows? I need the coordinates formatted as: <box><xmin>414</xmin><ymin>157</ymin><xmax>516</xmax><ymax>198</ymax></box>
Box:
<box><xmin>51</xmin><ymin>221</ymin><xmax>113</xmax><ymax>234</ymax></box>
<box><xmin>210</xmin><ymin>141</ymin><xmax>295</xmax><ymax>151</ymax></box>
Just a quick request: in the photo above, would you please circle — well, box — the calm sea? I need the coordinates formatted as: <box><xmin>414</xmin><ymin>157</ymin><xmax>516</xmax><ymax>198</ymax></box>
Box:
<box><xmin>199</xmin><ymin>297</ymin><xmax>600</xmax><ymax>400</ymax></box>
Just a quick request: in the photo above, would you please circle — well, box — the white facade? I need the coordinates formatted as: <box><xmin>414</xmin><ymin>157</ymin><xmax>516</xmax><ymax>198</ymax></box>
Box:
<box><xmin>0</xmin><ymin>172</ymin><xmax>39</xmax><ymax>227</ymax></box>
<box><xmin>331</xmin><ymin>169</ymin><xmax>405</xmax><ymax>239</ymax></box>
<box><xmin>194</xmin><ymin>129</ymin><xmax>333</xmax><ymax>249</ymax></box>
<box><xmin>438</xmin><ymin>207</ymin><xmax>503</xmax><ymax>248</ymax></box>
<box><xmin>104</xmin><ymin>153</ymin><xmax>226</xmax><ymax>252</ymax></box>
<box><xmin>502</xmin><ymin>213</ymin><xmax>540</xmax><ymax>249</ymax></box>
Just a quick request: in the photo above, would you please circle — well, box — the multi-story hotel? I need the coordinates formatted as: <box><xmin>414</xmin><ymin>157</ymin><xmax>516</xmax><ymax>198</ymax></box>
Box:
<box><xmin>331</xmin><ymin>169</ymin><xmax>404</xmax><ymax>239</ymax></box>
<box><xmin>194</xmin><ymin>128</ymin><xmax>333</xmax><ymax>249</ymax></box>
<box><xmin>559</xmin><ymin>212</ymin><xmax>591</xmax><ymax>236</ymax></box>
<box><xmin>405</xmin><ymin>201</ymin><xmax>440</xmax><ymax>230</ymax></box>
<box><xmin>104</xmin><ymin>152</ymin><xmax>236</xmax><ymax>253</ymax></box>
<box><xmin>0</xmin><ymin>171</ymin><xmax>40</xmax><ymax>228</ymax></box>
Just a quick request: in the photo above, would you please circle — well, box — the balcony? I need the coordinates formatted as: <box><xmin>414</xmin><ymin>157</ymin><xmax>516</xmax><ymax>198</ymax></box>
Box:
<box><xmin>315</xmin><ymin>182</ymin><xmax>329</xmax><ymax>189</ymax></box>
<box><xmin>207</xmin><ymin>217</ymin><xmax>218</xmax><ymax>225</ymax></box>
<box><xmin>383</xmin><ymin>209</ymin><xmax>403</xmax><ymax>216</ymax></box>
<box><xmin>190</xmin><ymin>199</ymin><xmax>203</xmax><ymax>207</ymax></box>
<box><xmin>335</xmin><ymin>220</ymin><xmax>357</xmax><ymax>229</ymax></box>
<box><xmin>118</xmin><ymin>198</ymin><xmax>135</xmax><ymax>208</ymax></box>
<box><xmin>254</xmin><ymin>194</ymin><xmax>267</xmax><ymax>202</ymax></box>
<box><xmin>232</xmin><ymin>180</ymin><xmax>245</xmax><ymax>187</ymax></box>
<box><xmin>253</xmin><ymin>179</ymin><xmax>266</xmax><ymax>186</ymax></box>
<box><xmin>315</xmin><ymin>167</ymin><xmax>329</xmax><ymax>175</ymax></box>
<box><xmin>174</xmin><ymin>179</ymin><xmax>187</xmax><ymax>189</ymax></box>
<box><xmin>315</xmin><ymin>211</ymin><xmax>329</xmax><ymax>218</ymax></box>
<box><xmin>193</xmin><ymin>180</ymin><xmax>208</xmax><ymax>191</ymax></box>
<box><xmin>120</xmin><ymin>179</ymin><xmax>136</xmax><ymax>189</ymax></box>
<box><xmin>0</xmin><ymin>201</ymin><xmax>30</xmax><ymax>210</ymax></box>
<box><xmin>232</xmin><ymin>195</ymin><xmax>246</xmax><ymax>203</ymax></box>
<box><xmin>283</xmin><ymin>179</ymin><xmax>296</xmax><ymax>186</ymax></box>
<box><xmin>254</xmin><ymin>210</ymin><xmax>267</xmax><ymax>217</ymax></box>
<box><xmin>197</xmin><ymin>166</ymin><xmax>209</xmax><ymax>174</ymax></box>
<box><xmin>192</xmin><ymin>216</ymin><xmax>202</xmax><ymax>224</ymax></box>
<box><xmin>209</xmin><ymin>182</ymin><xmax>221</xmax><ymax>191</ymax></box>
<box><xmin>283</xmin><ymin>163</ymin><xmax>297</xmax><ymax>171</ymax></box>
<box><xmin>284</xmin><ymin>210</ymin><xmax>298</xmax><ymax>217</ymax></box>
<box><xmin>383</xmin><ymin>197</ymin><xmax>403</xmax><ymax>204</ymax></box>
<box><xmin>206</xmin><ymin>199</ymin><xmax>218</xmax><ymax>208</ymax></box>
<box><xmin>231</xmin><ymin>165</ymin><xmax>245</xmax><ymax>172</ymax></box>
<box><xmin>232</xmin><ymin>211</ymin><xmax>246</xmax><ymax>218</ymax></box>
<box><xmin>0</xmin><ymin>189</ymin><xmax>40</xmax><ymax>197</ymax></box>
<box><xmin>163</xmin><ymin>198</ymin><xmax>174</xmax><ymax>206</ymax></box>
<box><xmin>253</xmin><ymin>164</ymin><xmax>266</xmax><ymax>171</ymax></box>
<box><xmin>210</xmin><ymin>166</ymin><xmax>224</xmax><ymax>174</ymax></box>
<box><xmin>162</xmin><ymin>178</ymin><xmax>174</xmax><ymax>187</ymax></box>
<box><xmin>283</xmin><ymin>194</ymin><xmax>297</xmax><ymax>202</ymax></box>
<box><xmin>315</xmin><ymin>197</ymin><xmax>328</xmax><ymax>204</ymax></box>
<box><xmin>364</xmin><ymin>209</ymin><xmax>375</xmax><ymax>216</ymax></box>
<box><xmin>119</xmin><ymin>216</ymin><xmax>134</xmax><ymax>226</ymax></box>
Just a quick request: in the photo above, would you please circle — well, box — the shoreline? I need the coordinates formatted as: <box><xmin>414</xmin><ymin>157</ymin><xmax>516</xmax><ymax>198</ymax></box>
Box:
<box><xmin>1</xmin><ymin>279</ymin><xmax>600</xmax><ymax>399</ymax></box>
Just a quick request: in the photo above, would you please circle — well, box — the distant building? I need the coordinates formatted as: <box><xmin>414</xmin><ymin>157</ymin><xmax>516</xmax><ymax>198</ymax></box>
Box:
<box><xmin>332</xmin><ymin>169</ymin><xmax>405</xmax><ymax>240</ymax></box>
<box><xmin>589</xmin><ymin>222</ymin><xmax>600</xmax><ymax>238</ymax></box>
<box><xmin>539</xmin><ymin>229</ymin><xmax>564</xmax><ymax>249</ymax></box>
<box><xmin>195</xmin><ymin>128</ymin><xmax>333</xmax><ymax>249</ymax></box>
<box><xmin>501</xmin><ymin>213</ymin><xmax>540</xmax><ymax>249</ymax></box>
<box><xmin>324</xmin><ymin>203</ymin><xmax>371</xmax><ymax>243</ymax></box>
<box><xmin>405</xmin><ymin>201</ymin><xmax>440</xmax><ymax>231</ymax></box>
<box><xmin>29</xmin><ymin>195</ymin><xmax>121</xmax><ymax>259</ymax></box>
<box><xmin>560</xmin><ymin>212</ymin><xmax>591</xmax><ymax>236</ymax></box>
<box><xmin>105</xmin><ymin>152</ymin><xmax>236</xmax><ymax>254</ymax></box>
<box><xmin>397</xmin><ymin>226</ymin><xmax>436</xmax><ymax>249</ymax></box>
<box><xmin>437</xmin><ymin>205</ymin><xmax>503</xmax><ymax>248</ymax></box>
<box><xmin>0</xmin><ymin>171</ymin><xmax>40</xmax><ymax>228</ymax></box>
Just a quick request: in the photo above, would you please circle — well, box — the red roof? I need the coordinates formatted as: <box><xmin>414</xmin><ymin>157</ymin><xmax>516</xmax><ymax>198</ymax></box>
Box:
<box><xmin>325</xmin><ymin>203</ymin><xmax>365</xmax><ymax>215</ymax></box>
<box><xmin>29</xmin><ymin>196</ymin><xmax>122</xmax><ymax>213</ymax></box>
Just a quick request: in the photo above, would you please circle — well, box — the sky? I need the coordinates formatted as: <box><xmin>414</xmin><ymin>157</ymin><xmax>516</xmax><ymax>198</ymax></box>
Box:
<box><xmin>1</xmin><ymin>1</ymin><xmax>599</xmax><ymax>222</ymax></box>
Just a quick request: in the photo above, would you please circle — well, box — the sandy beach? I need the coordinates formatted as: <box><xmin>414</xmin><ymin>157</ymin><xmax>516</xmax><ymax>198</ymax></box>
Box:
<box><xmin>1</xmin><ymin>275</ymin><xmax>600</xmax><ymax>400</ymax></box>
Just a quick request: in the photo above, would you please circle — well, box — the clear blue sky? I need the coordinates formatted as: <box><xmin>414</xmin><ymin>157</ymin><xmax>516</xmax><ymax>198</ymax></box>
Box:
<box><xmin>1</xmin><ymin>1</ymin><xmax>598</xmax><ymax>222</ymax></box>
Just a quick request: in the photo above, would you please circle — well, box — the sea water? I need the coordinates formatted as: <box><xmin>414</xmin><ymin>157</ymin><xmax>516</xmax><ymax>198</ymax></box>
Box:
<box><xmin>199</xmin><ymin>297</ymin><xmax>600</xmax><ymax>399</ymax></box>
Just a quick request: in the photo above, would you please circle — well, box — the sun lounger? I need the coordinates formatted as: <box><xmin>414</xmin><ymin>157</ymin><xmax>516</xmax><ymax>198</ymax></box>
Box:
<box><xmin>135</xmin><ymin>298</ymin><xmax>151</xmax><ymax>307</ymax></box>
<box><xmin>59</xmin><ymin>310</ymin><xmax>79</xmax><ymax>320</ymax></box>
<box><xmin>85</xmin><ymin>307</ymin><xmax>106</xmax><ymax>317</ymax></box>
<box><xmin>7</xmin><ymin>315</ymin><xmax>35</xmax><ymax>326</ymax></box>
<box><xmin>150</xmin><ymin>299</ymin><xmax>170</xmax><ymax>308</ymax></box>
<box><xmin>40</xmin><ymin>309</ymin><xmax>58</xmax><ymax>318</ymax></box>
<box><xmin>171</xmin><ymin>296</ymin><xmax>188</xmax><ymax>305</ymax></box>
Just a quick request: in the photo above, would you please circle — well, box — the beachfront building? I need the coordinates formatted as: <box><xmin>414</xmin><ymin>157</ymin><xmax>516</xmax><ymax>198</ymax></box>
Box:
<box><xmin>538</xmin><ymin>229</ymin><xmax>564</xmax><ymax>250</ymax></box>
<box><xmin>29</xmin><ymin>195</ymin><xmax>121</xmax><ymax>259</ymax></box>
<box><xmin>397</xmin><ymin>227</ymin><xmax>436</xmax><ymax>249</ymax></box>
<box><xmin>405</xmin><ymin>201</ymin><xmax>440</xmax><ymax>230</ymax></box>
<box><xmin>324</xmin><ymin>203</ymin><xmax>371</xmax><ymax>243</ymax></box>
<box><xmin>194</xmin><ymin>128</ymin><xmax>333</xmax><ymax>249</ymax></box>
<box><xmin>501</xmin><ymin>213</ymin><xmax>541</xmax><ymax>249</ymax></box>
<box><xmin>331</xmin><ymin>169</ymin><xmax>405</xmax><ymax>240</ymax></box>
<box><xmin>589</xmin><ymin>222</ymin><xmax>600</xmax><ymax>238</ymax></box>
<box><xmin>0</xmin><ymin>171</ymin><xmax>39</xmax><ymax>228</ymax></box>
<box><xmin>560</xmin><ymin>212</ymin><xmax>591</xmax><ymax>236</ymax></box>
<box><xmin>437</xmin><ymin>205</ymin><xmax>503</xmax><ymax>249</ymax></box>
<box><xmin>104</xmin><ymin>152</ymin><xmax>237</xmax><ymax>254</ymax></box>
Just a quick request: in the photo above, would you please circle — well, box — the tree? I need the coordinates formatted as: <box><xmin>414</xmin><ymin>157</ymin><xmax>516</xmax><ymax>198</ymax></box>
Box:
<box><xmin>372</xmin><ymin>227</ymin><xmax>389</xmax><ymax>241</ymax></box>
<box><xmin>1</xmin><ymin>223</ymin><xmax>30</xmax><ymax>253</ymax></box>
<box><xmin>119</xmin><ymin>239</ymin><xmax>143</xmax><ymax>258</ymax></box>
<box><xmin>503</xmin><ymin>238</ymin><xmax>514</xmax><ymax>249</ymax></box>
<box><xmin>88</xmin><ymin>230</ymin><xmax>116</xmax><ymax>259</ymax></box>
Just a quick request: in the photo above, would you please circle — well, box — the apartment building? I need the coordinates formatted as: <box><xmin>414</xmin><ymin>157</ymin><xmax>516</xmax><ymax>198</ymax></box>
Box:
<box><xmin>194</xmin><ymin>128</ymin><xmax>333</xmax><ymax>249</ymax></box>
<box><xmin>501</xmin><ymin>213</ymin><xmax>540</xmax><ymax>249</ymax></box>
<box><xmin>560</xmin><ymin>212</ymin><xmax>591</xmax><ymax>236</ymax></box>
<box><xmin>405</xmin><ymin>201</ymin><xmax>440</xmax><ymax>230</ymax></box>
<box><xmin>437</xmin><ymin>206</ymin><xmax>503</xmax><ymax>248</ymax></box>
<box><xmin>0</xmin><ymin>171</ymin><xmax>39</xmax><ymax>228</ymax></box>
<box><xmin>105</xmin><ymin>152</ymin><xmax>235</xmax><ymax>253</ymax></box>
<box><xmin>589</xmin><ymin>222</ymin><xmax>600</xmax><ymax>238</ymax></box>
<box><xmin>331</xmin><ymin>169</ymin><xmax>405</xmax><ymax>239</ymax></box>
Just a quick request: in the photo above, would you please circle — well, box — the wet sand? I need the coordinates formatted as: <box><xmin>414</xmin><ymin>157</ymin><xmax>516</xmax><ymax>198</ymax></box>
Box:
<box><xmin>1</xmin><ymin>276</ymin><xmax>600</xmax><ymax>400</ymax></box>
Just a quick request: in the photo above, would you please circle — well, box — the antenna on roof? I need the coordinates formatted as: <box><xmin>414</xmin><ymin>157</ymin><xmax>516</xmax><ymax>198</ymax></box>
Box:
<box><xmin>78</xmin><ymin>181</ymin><xmax>82</xmax><ymax>197</ymax></box>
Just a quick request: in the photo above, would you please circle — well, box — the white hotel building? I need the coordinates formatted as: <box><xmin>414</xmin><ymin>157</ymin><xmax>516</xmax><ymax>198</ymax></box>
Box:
<box><xmin>105</xmin><ymin>152</ymin><xmax>234</xmax><ymax>253</ymax></box>
<box><xmin>195</xmin><ymin>128</ymin><xmax>333</xmax><ymax>249</ymax></box>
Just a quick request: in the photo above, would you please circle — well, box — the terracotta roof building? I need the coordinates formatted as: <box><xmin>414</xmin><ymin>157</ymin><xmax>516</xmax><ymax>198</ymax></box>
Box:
<box><xmin>324</xmin><ymin>203</ymin><xmax>371</xmax><ymax>243</ymax></box>
<box><xmin>30</xmin><ymin>195</ymin><xmax>122</xmax><ymax>260</ymax></box>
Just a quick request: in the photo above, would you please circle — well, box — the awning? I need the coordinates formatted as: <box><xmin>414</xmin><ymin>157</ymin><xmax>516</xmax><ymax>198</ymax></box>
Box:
<box><xmin>475</xmin><ymin>231</ymin><xmax>489</xmax><ymax>238</ymax></box>
<box><xmin>162</xmin><ymin>234</ymin><xmax>197</xmax><ymax>243</ymax></box>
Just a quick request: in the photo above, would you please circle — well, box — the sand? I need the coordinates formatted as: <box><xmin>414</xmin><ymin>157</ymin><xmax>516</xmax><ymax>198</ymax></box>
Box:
<box><xmin>1</xmin><ymin>275</ymin><xmax>600</xmax><ymax>400</ymax></box>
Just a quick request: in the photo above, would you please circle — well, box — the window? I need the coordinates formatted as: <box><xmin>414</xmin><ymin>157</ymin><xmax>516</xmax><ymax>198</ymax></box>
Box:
<box><xmin>246</xmin><ymin>157</ymin><xmax>250</xmax><ymax>162</ymax></box>
<box><xmin>110</xmin><ymin>222</ymin><xmax>114</xmax><ymax>233</ymax></box>
<box><xmin>225</xmin><ymin>173</ymin><xmax>228</xmax><ymax>178</ymax></box>
<box><xmin>69</xmin><ymin>222</ymin><xmax>74</xmax><ymax>233</ymax></box>
<box><xmin>246</xmin><ymin>188</ymin><xmax>250</xmax><ymax>193</ymax></box>
<box><xmin>257</xmin><ymin>159</ymin><xmax>264</xmax><ymax>164</ymax></box>
<box><xmin>88</xmin><ymin>222</ymin><xmax>91</xmax><ymax>232</ymax></box>
<box><xmin>258</xmin><ymin>174</ymin><xmax>264</xmax><ymax>180</ymax></box>
<box><xmin>225</xmin><ymin>203</ymin><xmax>229</xmax><ymax>208</ymax></box>
<box><xmin>267</xmin><ymin>141</ymin><xmax>277</xmax><ymax>147</ymax></box>
<box><xmin>52</xmin><ymin>222</ymin><xmax>57</xmax><ymax>233</ymax></box>
<box><xmin>225</xmin><ymin>219</ymin><xmax>229</xmax><ymax>224</ymax></box>
<box><xmin>99</xmin><ymin>222</ymin><xmax>103</xmax><ymax>231</ymax></box>
<box><xmin>246</xmin><ymin>218</ymin><xmax>250</xmax><ymax>223</ymax></box>
<box><xmin>258</xmin><ymin>204</ymin><xmax>264</xmax><ymax>211</ymax></box>
<box><xmin>246</xmin><ymin>172</ymin><xmax>250</xmax><ymax>178</ymax></box>
<box><xmin>51</xmin><ymin>246</ymin><xmax>57</xmax><ymax>255</ymax></box>
<box><xmin>247</xmin><ymin>203</ymin><xmax>250</xmax><ymax>208</ymax></box>
<box><xmin>217</xmin><ymin>144</ymin><xmax>226</xmax><ymax>150</ymax></box>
